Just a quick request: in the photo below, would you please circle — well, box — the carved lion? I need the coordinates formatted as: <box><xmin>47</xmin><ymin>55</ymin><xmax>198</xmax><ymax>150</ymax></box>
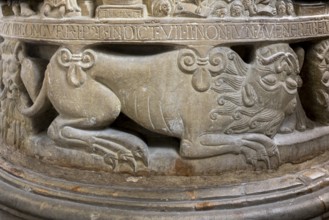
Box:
<box><xmin>19</xmin><ymin>43</ymin><xmax>304</xmax><ymax>172</ymax></box>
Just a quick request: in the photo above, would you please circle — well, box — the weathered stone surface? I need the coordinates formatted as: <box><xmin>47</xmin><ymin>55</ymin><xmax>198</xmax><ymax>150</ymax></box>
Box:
<box><xmin>1</xmin><ymin>0</ymin><xmax>329</xmax><ymax>219</ymax></box>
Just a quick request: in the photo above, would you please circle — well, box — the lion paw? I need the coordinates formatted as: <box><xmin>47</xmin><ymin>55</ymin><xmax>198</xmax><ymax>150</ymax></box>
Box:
<box><xmin>97</xmin><ymin>139</ymin><xmax>148</xmax><ymax>172</ymax></box>
<box><xmin>54</xmin><ymin>125</ymin><xmax>149</xmax><ymax>173</ymax></box>
<box><xmin>241</xmin><ymin>134</ymin><xmax>280</xmax><ymax>170</ymax></box>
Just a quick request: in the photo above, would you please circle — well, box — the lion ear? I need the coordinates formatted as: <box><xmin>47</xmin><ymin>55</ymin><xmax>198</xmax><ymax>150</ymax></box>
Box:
<box><xmin>293</xmin><ymin>46</ymin><xmax>305</xmax><ymax>73</ymax></box>
<box><xmin>13</xmin><ymin>41</ymin><xmax>25</xmax><ymax>62</ymax></box>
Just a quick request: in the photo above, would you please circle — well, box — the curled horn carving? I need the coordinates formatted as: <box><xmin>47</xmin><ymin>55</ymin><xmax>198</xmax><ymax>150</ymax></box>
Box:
<box><xmin>258</xmin><ymin>52</ymin><xmax>287</xmax><ymax>66</ymax></box>
<box><xmin>258</xmin><ymin>51</ymin><xmax>298</xmax><ymax>74</ymax></box>
<box><xmin>57</xmin><ymin>48</ymin><xmax>96</xmax><ymax>88</ymax></box>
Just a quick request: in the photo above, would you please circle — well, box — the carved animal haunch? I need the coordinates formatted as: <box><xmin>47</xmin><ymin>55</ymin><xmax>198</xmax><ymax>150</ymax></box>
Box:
<box><xmin>299</xmin><ymin>39</ymin><xmax>329</xmax><ymax>125</ymax></box>
<box><xmin>20</xmin><ymin>43</ymin><xmax>303</xmax><ymax>172</ymax></box>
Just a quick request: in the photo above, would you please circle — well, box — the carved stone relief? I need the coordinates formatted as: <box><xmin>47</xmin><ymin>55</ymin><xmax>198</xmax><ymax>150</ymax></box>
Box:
<box><xmin>41</xmin><ymin>0</ymin><xmax>81</xmax><ymax>18</ymax></box>
<box><xmin>0</xmin><ymin>39</ymin><xmax>37</xmax><ymax>148</ymax></box>
<box><xmin>10</xmin><ymin>43</ymin><xmax>299</xmax><ymax>171</ymax></box>
<box><xmin>300</xmin><ymin>39</ymin><xmax>329</xmax><ymax>125</ymax></box>
<box><xmin>0</xmin><ymin>0</ymin><xmax>299</xmax><ymax>18</ymax></box>
<box><xmin>0</xmin><ymin>0</ymin><xmax>328</xmax><ymax>173</ymax></box>
<box><xmin>1</xmin><ymin>0</ymin><xmax>329</xmax><ymax>219</ymax></box>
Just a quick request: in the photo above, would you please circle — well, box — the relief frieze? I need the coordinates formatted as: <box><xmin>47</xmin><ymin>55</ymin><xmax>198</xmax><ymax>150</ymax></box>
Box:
<box><xmin>2</xmin><ymin>1</ymin><xmax>329</xmax><ymax>219</ymax></box>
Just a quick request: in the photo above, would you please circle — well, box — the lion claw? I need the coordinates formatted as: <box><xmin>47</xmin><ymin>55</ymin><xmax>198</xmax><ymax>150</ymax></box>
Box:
<box><xmin>241</xmin><ymin>134</ymin><xmax>280</xmax><ymax>170</ymax></box>
<box><xmin>103</xmin><ymin>153</ymin><xmax>118</xmax><ymax>170</ymax></box>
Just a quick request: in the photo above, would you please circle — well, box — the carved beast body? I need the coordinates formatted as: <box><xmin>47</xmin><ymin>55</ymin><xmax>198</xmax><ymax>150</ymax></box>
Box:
<box><xmin>20</xmin><ymin>44</ymin><xmax>303</xmax><ymax>172</ymax></box>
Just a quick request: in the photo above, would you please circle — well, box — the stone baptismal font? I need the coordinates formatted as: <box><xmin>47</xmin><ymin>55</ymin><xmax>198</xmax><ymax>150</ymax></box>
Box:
<box><xmin>0</xmin><ymin>0</ymin><xmax>329</xmax><ymax>219</ymax></box>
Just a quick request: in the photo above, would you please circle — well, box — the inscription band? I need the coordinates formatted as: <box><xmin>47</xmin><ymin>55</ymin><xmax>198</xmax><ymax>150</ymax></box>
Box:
<box><xmin>0</xmin><ymin>16</ymin><xmax>329</xmax><ymax>45</ymax></box>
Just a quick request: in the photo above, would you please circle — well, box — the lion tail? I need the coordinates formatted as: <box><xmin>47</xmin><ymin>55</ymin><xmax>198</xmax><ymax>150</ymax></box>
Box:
<box><xmin>19</xmin><ymin>72</ymin><xmax>51</xmax><ymax>117</ymax></box>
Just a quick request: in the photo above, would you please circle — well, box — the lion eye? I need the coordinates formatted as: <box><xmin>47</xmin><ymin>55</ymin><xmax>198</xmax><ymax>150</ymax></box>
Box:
<box><xmin>286</xmin><ymin>77</ymin><xmax>298</xmax><ymax>90</ymax></box>
<box><xmin>261</xmin><ymin>74</ymin><xmax>277</xmax><ymax>86</ymax></box>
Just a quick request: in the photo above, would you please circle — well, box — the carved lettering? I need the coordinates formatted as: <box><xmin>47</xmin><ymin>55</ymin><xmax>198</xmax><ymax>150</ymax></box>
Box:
<box><xmin>1</xmin><ymin>19</ymin><xmax>329</xmax><ymax>44</ymax></box>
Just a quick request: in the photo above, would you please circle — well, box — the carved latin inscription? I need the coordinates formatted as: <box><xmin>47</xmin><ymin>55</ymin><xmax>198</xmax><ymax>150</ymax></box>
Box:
<box><xmin>0</xmin><ymin>18</ymin><xmax>328</xmax><ymax>44</ymax></box>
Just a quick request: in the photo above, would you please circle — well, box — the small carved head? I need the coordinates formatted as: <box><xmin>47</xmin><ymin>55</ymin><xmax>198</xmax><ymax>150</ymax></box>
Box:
<box><xmin>286</xmin><ymin>0</ymin><xmax>295</xmax><ymax>16</ymax></box>
<box><xmin>276</xmin><ymin>0</ymin><xmax>286</xmax><ymax>16</ymax></box>
<box><xmin>230</xmin><ymin>0</ymin><xmax>244</xmax><ymax>17</ymax></box>
<box><xmin>211</xmin><ymin>2</ymin><xmax>228</xmax><ymax>18</ymax></box>
<box><xmin>152</xmin><ymin>0</ymin><xmax>173</xmax><ymax>17</ymax></box>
